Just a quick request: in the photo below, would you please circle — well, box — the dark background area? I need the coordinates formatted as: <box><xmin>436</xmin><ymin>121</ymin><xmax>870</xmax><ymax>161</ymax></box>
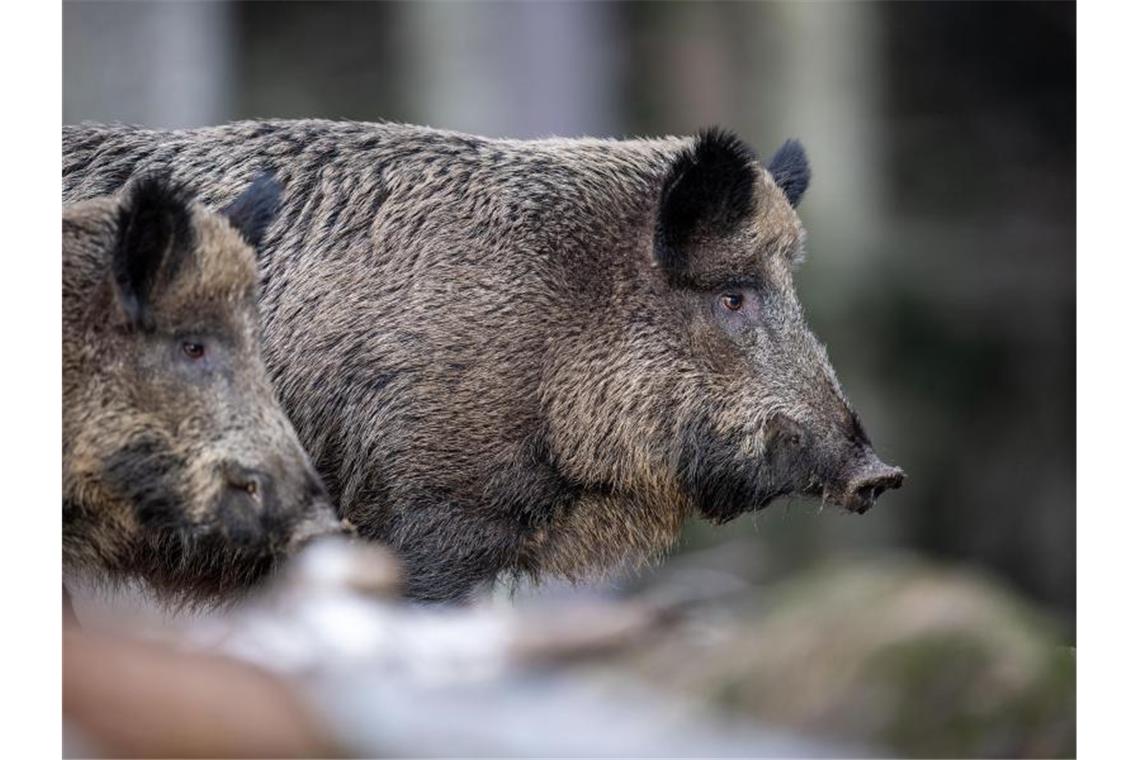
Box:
<box><xmin>64</xmin><ymin>1</ymin><xmax>1074</xmax><ymax>624</ymax></box>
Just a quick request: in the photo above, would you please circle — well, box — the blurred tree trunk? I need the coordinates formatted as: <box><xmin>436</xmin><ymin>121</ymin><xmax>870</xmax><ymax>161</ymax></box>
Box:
<box><xmin>63</xmin><ymin>1</ymin><xmax>233</xmax><ymax>129</ymax></box>
<box><xmin>399</xmin><ymin>0</ymin><xmax>619</xmax><ymax>138</ymax></box>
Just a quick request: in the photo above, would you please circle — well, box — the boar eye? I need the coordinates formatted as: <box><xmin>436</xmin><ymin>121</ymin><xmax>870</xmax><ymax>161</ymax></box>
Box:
<box><xmin>181</xmin><ymin>341</ymin><xmax>206</xmax><ymax>360</ymax></box>
<box><xmin>721</xmin><ymin>293</ymin><xmax>745</xmax><ymax>312</ymax></box>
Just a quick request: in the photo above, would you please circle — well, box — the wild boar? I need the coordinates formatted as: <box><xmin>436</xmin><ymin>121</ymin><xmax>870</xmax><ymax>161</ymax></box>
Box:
<box><xmin>63</xmin><ymin>121</ymin><xmax>903</xmax><ymax>601</ymax></box>
<box><xmin>63</xmin><ymin>173</ymin><xmax>343</xmax><ymax>602</ymax></box>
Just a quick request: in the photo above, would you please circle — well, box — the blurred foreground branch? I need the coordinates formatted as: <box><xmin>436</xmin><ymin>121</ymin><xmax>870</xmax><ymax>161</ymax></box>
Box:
<box><xmin>64</xmin><ymin>540</ymin><xmax>1074</xmax><ymax>758</ymax></box>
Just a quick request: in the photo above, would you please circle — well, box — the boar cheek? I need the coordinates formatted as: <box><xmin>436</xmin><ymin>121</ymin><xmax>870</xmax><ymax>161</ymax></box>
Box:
<box><xmin>677</xmin><ymin>414</ymin><xmax>785</xmax><ymax>523</ymax></box>
<box><xmin>103</xmin><ymin>435</ymin><xmax>190</xmax><ymax>532</ymax></box>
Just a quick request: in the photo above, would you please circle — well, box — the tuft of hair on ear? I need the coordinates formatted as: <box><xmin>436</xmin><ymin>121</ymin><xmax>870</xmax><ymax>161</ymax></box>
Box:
<box><xmin>113</xmin><ymin>173</ymin><xmax>195</xmax><ymax>329</ymax></box>
<box><xmin>655</xmin><ymin>127</ymin><xmax>758</xmax><ymax>275</ymax></box>
<box><xmin>766</xmin><ymin>139</ymin><xmax>811</xmax><ymax>208</ymax></box>
<box><xmin>221</xmin><ymin>172</ymin><xmax>282</xmax><ymax>250</ymax></box>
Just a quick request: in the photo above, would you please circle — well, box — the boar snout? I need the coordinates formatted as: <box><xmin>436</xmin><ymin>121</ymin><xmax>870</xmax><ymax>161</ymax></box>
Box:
<box><xmin>832</xmin><ymin>456</ymin><xmax>905</xmax><ymax>514</ymax></box>
<box><xmin>217</xmin><ymin>460</ymin><xmax>342</xmax><ymax>548</ymax></box>
<box><xmin>218</xmin><ymin>463</ymin><xmax>280</xmax><ymax>546</ymax></box>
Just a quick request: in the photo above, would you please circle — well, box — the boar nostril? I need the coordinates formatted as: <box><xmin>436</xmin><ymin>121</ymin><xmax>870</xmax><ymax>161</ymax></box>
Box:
<box><xmin>230</xmin><ymin>477</ymin><xmax>258</xmax><ymax>497</ymax></box>
<box><xmin>224</xmin><ymin>465</ymin><xmax>267</xmax><ymax>504</ymax></box>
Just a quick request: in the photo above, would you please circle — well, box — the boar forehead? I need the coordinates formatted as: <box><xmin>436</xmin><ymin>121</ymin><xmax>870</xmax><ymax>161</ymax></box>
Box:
<box><xmin>168</xmin><ymin>210</ymin><xmax>257</xmax><ymax>301</ymax></box>
<box><xmin>148</xmin><ymin>211</ymin><xmax>260</xmax><ymax>336</ymax></box>
<box><xmin>145</xmin><ymin>297</ymin><xmax>258</xmax><ymax>345</ymax></box>
<box><xmin>673</xmin><ymin>172</ymin><xmax>807</xmax><ymax>290</ymax></box>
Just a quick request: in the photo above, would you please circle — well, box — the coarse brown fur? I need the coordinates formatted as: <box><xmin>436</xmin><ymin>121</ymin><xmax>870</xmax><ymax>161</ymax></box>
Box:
<box><xmin>63</xmin><ymin>120</ymin><xmax>903</xmax><ymax>602</ymax></box>
<box><xmin>63</xmin><ymin>174</ymin><xmax>343</xmax><ymax>604</ymax></box>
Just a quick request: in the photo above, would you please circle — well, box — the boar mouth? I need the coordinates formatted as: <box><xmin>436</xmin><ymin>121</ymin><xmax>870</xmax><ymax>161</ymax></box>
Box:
<box><xmin>680</xmin><ymin>415</ymin><xmax>904</xmax><ymax>521</ymax></box>
<box><xmin>693</xmin><ymin>466</ymin><xmax>904</xmax><ymax>522</ymax></box>
<box><xmin>177</xmin><ymin>499</ymin><xmax>346</xmax><ymax>556</ymax></box>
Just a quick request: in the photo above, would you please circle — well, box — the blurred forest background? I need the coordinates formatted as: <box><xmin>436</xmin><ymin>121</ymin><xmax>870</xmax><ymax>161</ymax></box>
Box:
<box><xmin>63</xmin><ymin>1</ymin><xmax>1074</xmax><ymax>626</ymax></box>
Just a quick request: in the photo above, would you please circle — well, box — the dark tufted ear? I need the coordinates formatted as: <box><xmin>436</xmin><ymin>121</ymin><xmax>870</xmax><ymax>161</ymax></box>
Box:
<box><xmin>112</xmin><ymin>174</ymin><xmax>195</xmax><ymax>329</ymax></box>
<box><xmin>655</xmin><ymin>128</ymin><xmax>758</xmax><ymax>276</ymax></box>
<box><xmin>221</xmin><ymin>172</ymin><xmax>282</xmax><ymax>250</ymax></box>
<box><xmin>766</xmin><ymin>139</ymin><xmax>811</xmax><ymax>207</ymax></box>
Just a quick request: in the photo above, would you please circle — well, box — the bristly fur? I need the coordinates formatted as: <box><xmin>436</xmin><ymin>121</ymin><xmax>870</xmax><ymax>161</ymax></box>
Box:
<box><xmin>221</xmin><ymin>171</ymin><xmax>283</xmax><ymax>249</ymax></box>
<box><xmin>655</xmin><ymin>127</ymin><xmax>758</xmax><ymax>276</ymax></box>
<box><xmin>63</xmin><ymin>119</ymin><xmax>898</xmax><ymax>603</ymax></box>
<box><xmin>113</xmin><ymin>173</ymin><xmax>195</xmax><ymax>329</ymax></box>
<box><xmin>766</xmin><ymin>139</ymin><xmax>811</xmax><ymax>208</ymax></box>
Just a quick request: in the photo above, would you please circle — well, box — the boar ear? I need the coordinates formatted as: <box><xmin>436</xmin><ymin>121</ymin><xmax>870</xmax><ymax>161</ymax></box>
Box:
<box><xmin>766</xmin><ymin>139</ymin><xmax>811</xmax><ymax>207</ymax></box>
<box><xmin>112</xmin><ymin>174</ymin><xmax>195</xmax><ymax>329</ymax></box>
<box><xmin>221</xmin><ymin>172</ymin><xmax>282</xmax><ymax>250</ymax></box>
<box><xmin>655</xmin><ymin>128</ymin><xmax>757</xmax><ymax>275</ymax></box>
